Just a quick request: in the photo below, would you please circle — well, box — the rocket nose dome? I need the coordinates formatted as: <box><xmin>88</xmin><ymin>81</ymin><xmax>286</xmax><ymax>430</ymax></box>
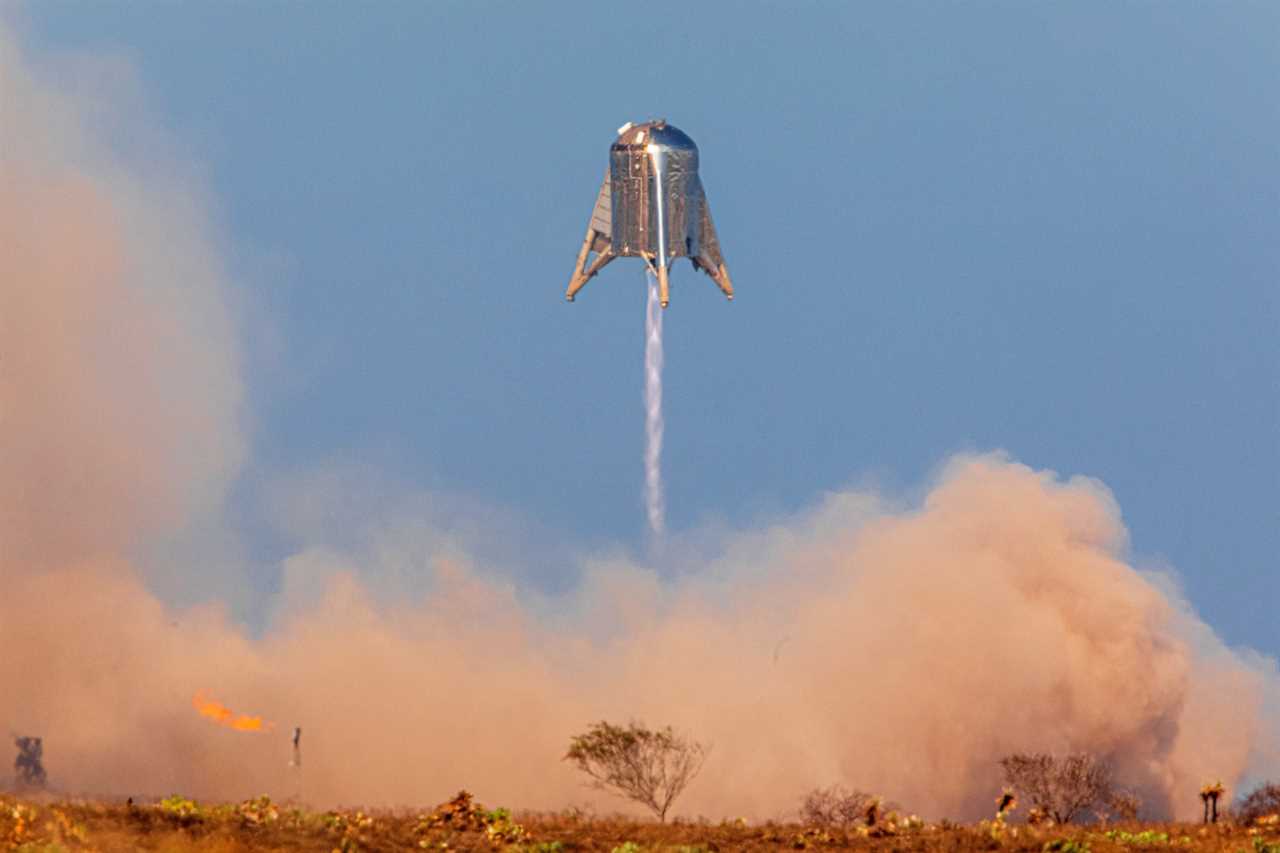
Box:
<box><xmin>612</xmin><ymin>120</ymin><xmax>698</xmax><ymax>152</ymax></box>
<box><xmin>646</xmin><ymin>123</ymin><xmax>697</xmax><ymax>152</ymax></box>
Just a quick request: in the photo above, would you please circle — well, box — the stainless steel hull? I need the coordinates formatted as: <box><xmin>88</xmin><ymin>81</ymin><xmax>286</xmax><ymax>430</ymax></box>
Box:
<box><xmin>566</xmin><ymin>120</ymin><xmax>733</xmax><ymax>308</ymax></box>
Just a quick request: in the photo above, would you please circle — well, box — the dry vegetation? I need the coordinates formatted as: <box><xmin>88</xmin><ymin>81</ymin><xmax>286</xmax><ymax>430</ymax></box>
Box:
<box><xmin>564</xmin><ymin>722</ymin><xmax>707</xmax><ymax>823</ymax></box>
<box><xmin>4</xmin><ymin>741</ymin><xmax>1276</xmax><ymax>852</ymax></box>
<box><xmin>2</xmin><ymin>788</ymin><xmax>1279</xmax><ymax>853</ymax></box>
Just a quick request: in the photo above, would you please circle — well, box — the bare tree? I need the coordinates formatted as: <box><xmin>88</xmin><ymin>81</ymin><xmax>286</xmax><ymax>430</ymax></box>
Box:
<box><xmin>1000</xmin><ymin>753</ymin><xmax>1115</xmax><ymax>824</ymax></box>
<box><xmin>1102</xmin><ymin>790</ymin><xmax>1142</xmax><ymax>822</ymax></box>
<box><xmin>800</xmin><ymin>785</ymin><xmax>873</xmax><ymax>828</ymax></box>
<box><xmin>564</xmin><ymin>721</ymin><xmax>706</xmax><ymax>822</ymax></box>
<box><xmin>1236</xmin><ymin>782</ymin><xmax>1280</xmax><ymax>825</ymax></box>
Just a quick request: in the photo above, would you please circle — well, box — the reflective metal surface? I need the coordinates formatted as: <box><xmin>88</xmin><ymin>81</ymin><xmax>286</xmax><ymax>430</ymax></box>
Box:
<box><xmin>566</xmin><ymin>120</ymin><xmax>733</xmax><ymax>308</ymax></box>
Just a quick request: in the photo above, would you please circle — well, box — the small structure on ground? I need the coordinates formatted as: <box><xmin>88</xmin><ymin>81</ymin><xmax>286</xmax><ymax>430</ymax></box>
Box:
<box><xmin>13</xmin><ymin>736</ymin><xmax>47</xmax><ymax>790</ymax></box>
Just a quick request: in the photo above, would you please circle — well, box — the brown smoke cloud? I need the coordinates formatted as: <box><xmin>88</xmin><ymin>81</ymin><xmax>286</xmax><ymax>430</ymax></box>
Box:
<box><xmin>1</xmin><ymin>20</ymin><xmax>1275</xmax><ymax>822</ymax></box>
<box><xmin>0</xmin><ymin>23</ymin><xmax>244</xmax><ymax>574</ymax></box>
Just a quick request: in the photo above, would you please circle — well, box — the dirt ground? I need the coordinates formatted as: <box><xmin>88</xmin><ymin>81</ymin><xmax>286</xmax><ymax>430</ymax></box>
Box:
<box><xmin>3</xmin><ymin>790</ymin><xmax>1278</xmax><ymax>852</ymax></box>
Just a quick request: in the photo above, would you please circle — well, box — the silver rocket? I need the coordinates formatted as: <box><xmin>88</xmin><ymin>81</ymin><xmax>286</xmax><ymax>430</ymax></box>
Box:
<box><xmin>566</xmin><ymin>120</ymin><xmax>733</xmax><ymax>308</ymax></box>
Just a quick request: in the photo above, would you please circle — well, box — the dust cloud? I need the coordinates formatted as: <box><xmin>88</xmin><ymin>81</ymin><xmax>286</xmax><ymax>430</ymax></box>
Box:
<box><xmin>1</xmin><ymin>20</ymin><xmax>1275</xmax><ymax>822</ymax></box>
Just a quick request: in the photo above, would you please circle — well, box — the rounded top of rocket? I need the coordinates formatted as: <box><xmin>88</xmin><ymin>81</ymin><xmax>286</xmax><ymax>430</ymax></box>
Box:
<box><xmin>612</xmin><ymin>120</ymin><xmax>697</xmax><ymax>153</ymax></box>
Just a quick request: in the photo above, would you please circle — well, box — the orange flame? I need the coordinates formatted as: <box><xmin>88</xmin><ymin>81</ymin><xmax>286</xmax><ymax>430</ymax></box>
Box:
<box><xmin>191</xmin><ymin>690</ymin><xmax>273</xmax><ymax>732</ymax></box>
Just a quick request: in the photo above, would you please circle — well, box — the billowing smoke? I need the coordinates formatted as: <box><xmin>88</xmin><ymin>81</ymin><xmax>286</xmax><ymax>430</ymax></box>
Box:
<box><xmin>643</xmin><ymin>268</ymin><xmax>666</xmax><ymax>538</ymax></box>
<box><xmin>2</xmin><ymin>20</ymin><xmax>1276</xmax><ymax>822</ymax></box>
<box><xmin>0</xmin><ymin>22</ymin><xmax>244</xmax><ymax>577</ymax></box>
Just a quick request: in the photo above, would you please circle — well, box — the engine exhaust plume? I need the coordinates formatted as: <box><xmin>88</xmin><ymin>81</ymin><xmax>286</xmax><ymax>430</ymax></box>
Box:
<box><xmin>644</xmin><ymin>268</ymin><xmax>666</xmax><ymax>538</ymax></box>
<box><xmin>192</xmin><ymin>691</ymin><xmax>273</xmax><ymax>733</ymax></box>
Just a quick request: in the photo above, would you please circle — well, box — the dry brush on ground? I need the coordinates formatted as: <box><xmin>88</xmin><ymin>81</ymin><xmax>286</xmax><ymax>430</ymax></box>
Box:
<box><xmin>2</xmin><ymin>789</ymin><xmax>1279</xmax><ymax>853</ymax></box>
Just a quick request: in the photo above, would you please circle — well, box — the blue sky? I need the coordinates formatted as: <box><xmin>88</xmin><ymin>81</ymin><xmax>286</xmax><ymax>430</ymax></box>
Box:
<box><xmin>12</xmin><ymin>2</ymin><xmax>1278</xmax><ymax>656</ymax></box>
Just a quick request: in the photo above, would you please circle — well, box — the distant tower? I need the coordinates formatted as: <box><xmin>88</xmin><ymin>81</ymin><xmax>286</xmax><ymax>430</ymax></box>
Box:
<box><xmin>14</xmin><ymin>736</ymin><xmax>47</xmax><ymax>790</ymax></box>
<box><xmin>291</xmin><ymin>726</ymin><xmax>301</xmax><ymax>769</ymax></box>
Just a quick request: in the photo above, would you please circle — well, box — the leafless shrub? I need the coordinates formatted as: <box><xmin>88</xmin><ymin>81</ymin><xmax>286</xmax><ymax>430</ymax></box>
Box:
<box><xmin>1102</xmin><ymin>790</ymin><xmax>1142</xmax><ymax>822</ymax></box>
<box><xmin>1236</xmin><ymin>781</ymin><xmax>1280</xmax><ymax>825</ymax></box>
<box><xmin>1026</xmin><ymin>806</ymin><xmax>1052</xmax><ymax>826</ymax></box>
<box><xmin>800</xmin><ymin>785</ymin><xmax>873</xmax><ymax>828</ymax></box>
<box><xmin>1000</xmin><ymin>752</ymin><xmax>1115</xmax><ymax>824</ymax></box>
<box><xmin>564</xmin><ymin>721</ymin><xmax>706</xmax><ymax>822</ymax></box>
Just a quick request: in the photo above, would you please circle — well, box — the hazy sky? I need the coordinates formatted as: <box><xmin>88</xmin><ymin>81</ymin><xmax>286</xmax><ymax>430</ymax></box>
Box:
<box><xmin>9</xmin><ymin>2</ymin><xmax>1278</xmax><ymax>657</ymax></box>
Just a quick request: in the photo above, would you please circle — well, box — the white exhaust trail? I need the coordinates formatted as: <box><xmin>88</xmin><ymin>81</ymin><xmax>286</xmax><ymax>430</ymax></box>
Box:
<box><xmin>644</xmin><ymin>268</ymin><xmax>666</xmax><ymax>538</ymax></box>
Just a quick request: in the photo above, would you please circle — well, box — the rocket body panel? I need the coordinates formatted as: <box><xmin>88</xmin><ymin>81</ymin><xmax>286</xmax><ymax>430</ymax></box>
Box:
<box><xmin>588</xmin><ymin>172</ymin><xmax>612</xmax><ymax>243</ymax></box>
<box><xmin>607</xmin><ymin>127</ymin><xmax>698</xmax><ymax>262</ymax></box>
<box><xmin>565</xmin><ymin>120</ymin><xmax>732</xmax><ymax>307</ymax></box>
